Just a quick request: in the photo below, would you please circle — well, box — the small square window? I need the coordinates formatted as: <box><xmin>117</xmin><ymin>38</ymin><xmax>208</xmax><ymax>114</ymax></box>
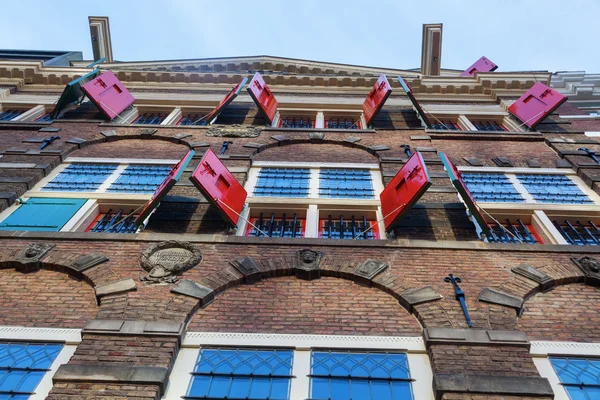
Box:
<box><xmin>471</xmin><ymin>120</ymin><xmax>507</xmax><ymax>132</ymax></box>
<box><xmin>133</xmin><ymin>112</ymin><xmax>169</xmax><ymax>125</ymax></box>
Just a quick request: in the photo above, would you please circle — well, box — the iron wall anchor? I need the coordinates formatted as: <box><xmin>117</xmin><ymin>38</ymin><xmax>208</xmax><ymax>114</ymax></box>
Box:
<box><xmin>445</xmin><ymin>273</ymin><xmax>473</xmax><ymax>328</ymax></box>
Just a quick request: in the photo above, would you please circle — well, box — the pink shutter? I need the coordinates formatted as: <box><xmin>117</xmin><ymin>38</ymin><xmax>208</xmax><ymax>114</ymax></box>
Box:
<box><xmin>459</xmin><ymin>56</ymin><xmax>498</xmax><ymax>77</ymax></box>
<box><xmin>508</xmin><ymin>82</ymin><xmax>568</xmax><ymax>129</ymax></box>
<box><xmin>362</xmin><ymin>74</ymin><xmax>392</xmax><ymax>126</ymax></box>
<box><xmin>81</xmin><ymin>71</ymin><xmax>135</xmax><ymax>120</ymax></box>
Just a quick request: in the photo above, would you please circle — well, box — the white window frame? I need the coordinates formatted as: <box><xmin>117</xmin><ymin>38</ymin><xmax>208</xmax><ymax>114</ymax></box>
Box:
<box><xmin>0</xmin><ymin>325</ymin><xmax>81</xmax><ymax>399</ymax></box>
<box><xmin>163</xmin><ymin>332</ymin><xmax>433</xmax><ymax>400</ymax></box>
<box><xmin>422</xmin><ymin>104</ymin><xmax>525</xmax><ymax>133</ymax></box>
<box><xmin>531</xmin><ymin>341</ymin><xmax>600</xmax><ymax>400</ymax></box>
<box><xmin>455</xmin><ymin>166</ymin><xmax>600</xmax><ymax>244</ymax></box>
<box><xmin>273</xmin><ymin>109</ymin><xmax>367</xmax><ymax>130</ymax></box>
<box><xmin>0</xmin><ymin>157</ymin><xmax>178</xmax><ymax>233</ymax></box>
<box><xmin>239</xmin><ymin>162</ymin><xmax>386</xmax><ymax>239</ymax></box>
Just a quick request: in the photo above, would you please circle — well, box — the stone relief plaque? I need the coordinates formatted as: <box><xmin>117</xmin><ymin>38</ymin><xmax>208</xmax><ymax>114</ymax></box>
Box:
<box><xmin>206</xmin><ymin>124</ymin><xmax>261</xmax><ymax>138</ymax></box>
<box><xmin>139</xmin><ymin>241</ymin><xmax>203</xmax><ymax>284</ymax></box>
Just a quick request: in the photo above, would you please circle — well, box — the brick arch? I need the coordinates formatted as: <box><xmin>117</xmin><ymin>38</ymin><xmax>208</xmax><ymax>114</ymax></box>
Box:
<box><xmin>249</xmin><ymin>138</ymin><xmax>382</xmax><ymax>162</ymax></box>
<box><xmin>68</xmin><ymin>136</ymin><xmax>191</xmax><ymax>159</ymax></box>
<box><xmin>173</xmin><ymin>253</ymin><xmax>446</xmax><ymax>328</ymax></box>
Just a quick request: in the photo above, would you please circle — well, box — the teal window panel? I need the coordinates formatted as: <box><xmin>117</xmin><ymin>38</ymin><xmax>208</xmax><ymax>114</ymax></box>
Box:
<box><xmin>0</xmin><ymin>198</ymin><xmax>87</xmax><ymax>232</ymax></box>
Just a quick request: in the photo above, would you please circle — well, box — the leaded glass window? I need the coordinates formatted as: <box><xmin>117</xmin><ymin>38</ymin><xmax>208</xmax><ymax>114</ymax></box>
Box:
<box><xmin>461</xmin><ymin>173</ymin><xmax>523</xmax><ymax>203</ymax></box>
<box><xmin>0</xmin><ymin>342</ymin><xmax>63</xmax><ymax>399</ymax></box>
<box><xmin>133</xmin><ymin>112</ymin><xmax>167</xmax><ymax>125</ymax></box>
<box><xmin>178</xmin><ymin>113</ymin><xmax>209</xmax><ymax>126</ymax></box>
<box><xmin>186</xmin><ymin>348</ymin><xmax>293</xmax><ymax>400</ymax></box>
<box><xmin>320</xmin><ymin>215</ymin><xmax>378</xmax><ymax>240</ymax></box>
<box><xmin>106</xmin><ymin>165</ymin><xmax>173</xmax><ymax>194</ymax></box>
<box><xmin>42</xmin><ymin>164</ymin><xmax>118</xmax><ymax>192</ymax></box>
<box><xmin>253</xmin><ymin>168</ymin><xmax>310</xmax><ymax>197</ymax></box>
<box><xmin>309</xmin><ymin>351</ymin><xmax>414</xmax><ymax>400</ymax></box>
<box><xmin>517</xmin><ymin>174</ymin><xmax>593</xmax><ymax>204</ymax></box>
<box><xmin>319</xmin><ymin>169</ymin><xmax>374</xmax><ymax>199</ymax></box>
<box><xmin>550</xmin><ymin>357</ymin><xmax>600</xmax><ymax>400</ymax></box>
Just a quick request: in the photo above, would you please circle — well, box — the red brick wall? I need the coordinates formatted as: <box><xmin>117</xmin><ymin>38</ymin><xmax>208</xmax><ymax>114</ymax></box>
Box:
<box><xmin>519</xmin><ymin>283</ymin><xmax>600</xmax><ymax>342</ymax></box>
<box><xmin>189</xmin><ymin>276</ymin><xmax>422</xmax><ymax>336</ymax></box>
<box><xmin>253</xmin><ymin>142</ymin><xmax>378</xmax><ymax>163</ymax></box>
<box><xmin>0</xmin><ymin>268</ymin><xmax>98</xmax><ymax>328</ymax></box>
<box><xmin>71</xmin><ymin>138</ymin><xmax>189</xmax><ymax>159</ymax></box>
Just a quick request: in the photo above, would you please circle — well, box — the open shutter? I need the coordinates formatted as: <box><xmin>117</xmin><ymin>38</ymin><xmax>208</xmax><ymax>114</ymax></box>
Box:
<box><xmin>203</xmin><ymin>77</ymin><xmax>248</xmax><ymax>123</ymax></box>
<box><xmin>135</xmin><ymin>149</ymin><xmax>196</xmax><ymax>226</ymax></box>
<box><xmin>459</xmin><ymin>56</ymin><xmax>498</xmax><ymax>77</ymax></box>
<box><xmin>362</xmin><ymin>74</ymin><xmax>392</xmax><ymax>127</ymax></box>
<box><xmin>380</xmin><ymin>152</ymin><xmax>432</xmax><ymax>231</ymax></box>
<box><xmin>189</xmin><ymin>149</ymin><xmax>247</xmax><ymax>227</ymax></box>
<box><xmin>397</xmin><ymin>76</ymin><xmax>432</xmax><ymax>128</ymax></box>
<box><xmin>50</xmin><ymin>70</ymin><xmax>100</xmax><ymax>119</ymax></box>
<box><xmin>508</xmin><ymin>82</ymin><xmax>567</xmax><ymax>129</ymax></box>
<box><xmin>246</xmin><ymin>72</ymin><xmax>278</xmax><ymax>124</ymax></box>
<box><xmin>0</xmin><ymin>198</ymin><xmax>86</xmax><ymax>232</ymax></box>
<box><xmin>81</xmin><ymin>71</ymin><xmax>135</xmax><ymax>120</ymax></box>
<box><xmin>439</xmin><ymin>152</ymin><xmax>491</xmax><ymax>238</ymax></box>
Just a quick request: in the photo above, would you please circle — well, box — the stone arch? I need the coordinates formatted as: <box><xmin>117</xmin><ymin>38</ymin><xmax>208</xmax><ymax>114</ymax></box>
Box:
<box><xmin>170</xmin><ymin>252</ymin><xmax>445</xmax><ymax>328</ymax></box>
<box><xmin>68</xmin><ymin>135</ymin><xmax>191</xmax><ymax>159</ymax></box>
<box><xmin>249</xmin><ymin>138</ymin><xmax>384</xmax><ymax>162</ymax></box>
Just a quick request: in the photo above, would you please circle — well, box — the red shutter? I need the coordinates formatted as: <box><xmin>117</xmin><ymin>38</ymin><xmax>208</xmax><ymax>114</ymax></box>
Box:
<box><xmin>246</xmin><ymin>72</ymin><xmax>278</xmax><ymax>124</ymax></box>
<box><xmin>397</xmin><ymin>76</ymin><xmax>432</xmax><ymax>128</ymax></box>
<box><xmin>189</xmin><ymin>149</ymin><xmax>247</xmax><ymax>227</ymax></box>
<box><xmin>508</xmin><ymin>82</ymin><xmax>567</xmax><ymax>129</ymax></box>
<box><xmin>136</xmin><ymin>149</ymin><xmax>196</xmax><ymax>226</ymax></box>
<box><xmin>362</xmin><ymin>74</ymin><xmax>392</xmax><ymax>126</ymax></box>
<box><xmin>439</xmin><ymin>152</ymin><xmax>491</xmax><ymax>237</ymax></box>
<box><xmin>459</xmin><ymin>56</ymin><xmax>498</xmax><ymax>77</ymax></box>
<box><xmin>203</xmin><ymin>77</ymin><xmax>248</xmax><ymax>123</ymax></box>
<box><xmin>380</xmin><ymin>152</ymin><xmax>432</xmax><ymax>231</ymax></box>
<box><xmin>81</xmin><ymin>71</ymin><xmax>135</xmax><ymax>120</ymax></box>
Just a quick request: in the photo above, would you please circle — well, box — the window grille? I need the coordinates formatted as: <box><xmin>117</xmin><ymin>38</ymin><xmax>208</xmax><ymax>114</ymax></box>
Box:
<box><xmin>431</xmin><ymin>121</ymin><xmax>461</xmax><ymax>130</ymax></box>
<box><xmin>462</xmin><ymin>173</ymin><xmax>524</xmax><ymax>202</ymax></box>
<box><xmin>185</xmin><ymin>348</ymin><xmax>293</xmax><ymax>400</ymax></box>
<box><xmin>87</xmin><ymin>209</ymin><xmax>138</xmax><ymax>233</ymax></box>
<box><xmin>487</xmin><ymin>219</ymin><xmax>539</xmax><ymax>244</ymax></box>
<box><xmin>320</xmin><ymin>215</ymin><xmax>378</xmax><ymax>240</ymax></box>
<box><xmin>280</xmin><ymin>117</ymin><xmax>314</xmax><ymax>128</ymax></box>
<box><xmin>107</xmin><ymin>165</ymin><xmax>173</xmax><ymax>194</ymax></box>
<box><xmin>309</xmin><ymin>351</ymin><xmax>414</xmax><ymax>400</ymax></box>
<box><xmin>553</xmin><ymin>220</ymin><xmax>600</xmax><ymax>245</ymax></box>
<box><xmin>472</xmin><ymin>121</ymin><xmax>507</xmax><ymax>131</ymax></box>
<box><xmin>246</xmin><ymin>213</ymin><xmax>304</xmax><ymax>238</ymax></box>
<box><xmin>36</xmin><ymin>113</ymin><xmax>54</xmax><ymax>122</ymax></box>
<box><xmin>516</xmin><ymin>174</ymin><xmax>593</xmax><ymax>204</ymax></box>
<box><xmin>253</xmin><ymin>168</ymin><xmax>310</xmax><ymax>197</ymax></box>
<box><xmin>178</xmin><ymin>113</ymin><xmax>209</xmax><ymax>126</ymax></box>
<box><xmin>325</xmin><ymin>118</ymin><xmax>358</xmax><ymax>129</ymax></box>
<box><xmin>133</xmin><ymin>112</ymin><xmax>168</xmax><ymax>125</ymax></box>
<box><xmin>0</xmin><ymin>110</ymin><xmax>24</xmax><ymax>121</ymax></box>
<box><xmin>0</xmin><ymin>342</ymin><xmax>63</xmax><ymax>398</ymax></box>
<box><xmin>550</xmin><ymin>357</ymin><xmax>600</xmax><ymax>400</ymax></box>
<box><xmin>319</xmin><ymin>169</ymin><xmax>374</xmax><ymax>199</ymax></box>
<box><xmin>42</xmin><ymin>164</ymin><xmax>118</xmax><ymax>192</ymax></box>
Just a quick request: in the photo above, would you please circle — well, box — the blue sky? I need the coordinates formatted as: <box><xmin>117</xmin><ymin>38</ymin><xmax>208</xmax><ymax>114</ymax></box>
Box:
<box><xmin>1</xmin><ymin>0</ymin><xmax>597</xmax><ymax>73</ymax></box>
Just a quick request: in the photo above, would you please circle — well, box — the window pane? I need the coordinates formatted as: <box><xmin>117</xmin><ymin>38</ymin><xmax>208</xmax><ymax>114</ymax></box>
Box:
<box><xmin>254</xmin><ymin>168</ymin><xmax>310</xmax><ymax>197</ymax></box>
<box><xmin>319</xmin><ymin>169</ymin><xmax>374</xmax><ymax>199</ymax></box>
<box><xmin>462</xmin><ymin>173</ymin><xmax>524</xmax><ymax>203</ymax></box>
<box><xmin>43</xmin><ymin>164</ymin><xmax>118</xmax><ymax>192</ymax></box>
<box><xmin>516</xmin><ymin>174</ymin><xmax>593</xmax><ymax>204</ymax></box>
<box><xmin>551</xmin><ymin>358</ymin><xmax>600</xmax><ymax>385</ymax></box>
<box><xmin>0</xmin><ymin>198</ymin><xmax>87</xmax><ymax>232</ymax></box>
<box><xmin>107</xmin><ymin>165</ymin><xmax>173</xmax><ymax>194</ymax></box>
<box><xmin>564</xmin><ymin>386</ymin><xmax>600</xmax><ymax>400</ymax></box>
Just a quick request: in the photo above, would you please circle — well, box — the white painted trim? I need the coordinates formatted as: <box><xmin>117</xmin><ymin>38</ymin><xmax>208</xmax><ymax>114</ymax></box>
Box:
<box><xmin>305</xmin><ymin>204</ymin><xmax>319</xmax><ymax>238</ymax></box>
<box><xmin>290</xmin><ymin>349</ymin><xmax>310</xmax><ymax>400</ymax></box>
<box><xmin>407</xmin><ymin>352</ymin><xmax>435</xmax><ymax>400</ymax></box>
<box><xmin>65</xmin><ymin>157</ymin><xmax>179</xmax><ymax>164</ymax></box>
<box><xmin>161</xmin><ymin>107</ymin><xmax>182</xmax><ymax>126</ymax></box>
<box><xmin>98</xmin><ymin>165</ymin><xmax>127</xmax><ymax>192</ymax></box>
<box><xmin>530</xmin><ymin>341</ymin><xmax>600</xmax><ymax>356</ymax></box>
<box><xmin>315</xmin><ymin>111</ymin><xmax>325</xmax><ymax>129</ymax></box>
<box><xmin>533</xmin><ymin>210</ymin><xmax>569</xmax><ymax>245</ymax></box>
<box><xmin>60</xmin><ymin>199</ymin><xmax>97</xmax><ymax>232</ymax></box>
<box><xmin>560</xmin><ymin>115</ymin><xmax>600</xmax><ymax>120</ymax></box>
<box><xmin>584</xmin><ymin>132</ymin><xmax>600</xmax><ymax>137</ymax></box>
<box><xmin>11</xmin><ymin>105</ymin><xmax>46</xmax><ymax>122</ymax></box>
<box><xmin>162</xmin><ymin>346</ymin><xmax>196</xmax><ymax>400</ymax></box>
<box><xmin>252</xmin><ymin>161</ymin><xmax>380</xmax><ymax>169</ymax></box>
<box><xmin>0</xmin><ymin>326</ymin><xmax>82</xmax><ymax>344</ymax></box>
<box><xmin>458</xmin><ymin>166</ymin><xmax>576</xmax><ymax>175</ymax></box>
<box><xmin>533</xmin><ymin>357</ymin><xmax>569</xmax><ymax>400</ymax></box>
<box><xmin>33</xmin><ymin>344</ymin><xmax>77</xmax><ymax>400</ymax></box>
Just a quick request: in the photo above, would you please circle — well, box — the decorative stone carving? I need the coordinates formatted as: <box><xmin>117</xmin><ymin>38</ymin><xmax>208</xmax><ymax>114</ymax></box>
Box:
<box><xmin>354</xmin><ymin>259</ymin><xmax>388</xmax><ymax>286</ymax></box>
<box><xmin>309</xmin><ymin>132</ymin><xmax>324</xmax><ymax>140</ymax></box>
<box><xmin>295</xmin><ymin>249</ymin><xmax>323</xmax><ymax>281</ymax></box>
<box><xmin>206</xmin><ymin>125</ymin><xmax>261</xmax><ymax>138</ymax></box>
<box><xmin>14</xmin><ymin>243</ymin><xmax>55</xmax><ymax>273</ymax></box>
<box><xmin>511</xmin><ymin>264</ymin><xmax>552</xmax><ymax>290</ymax></box>
<box><xmin>571</xmin><ymin>256</ymin><xmax>600</xmax><ymax>286</ymax></box>
<box><xmin>139</xmin><ymin>241</ymin><xmax>203</xmax><ymax>284</ymax></box>
<box><xmin>230</xmin><ymin>256</ymin><xmax>262</xmax><ymax>283</ymax></box>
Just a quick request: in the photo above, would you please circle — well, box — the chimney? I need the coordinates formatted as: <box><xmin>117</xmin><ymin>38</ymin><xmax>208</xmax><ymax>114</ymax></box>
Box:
<box><xmin>421</xmin><ymin>23</ymin><xmax>443</xmax><ymax>76</ymax></box>
<box><xmin>88</xmin><ymin>16</ymin><xmax>114</xmax><ymax>63</ymax></box>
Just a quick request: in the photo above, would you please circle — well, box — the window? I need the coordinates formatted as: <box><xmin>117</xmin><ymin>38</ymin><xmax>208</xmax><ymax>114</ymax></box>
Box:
<box><xmin>0</xmin><ymin>109</ymin><xmax>25</xmax><ymax>121</ymax></box>
<box><xmin>86</xmin><ymin>209</ymin><xmax>138</xmax><ymax>233</ymax></box>
<box><xmin>242</xmin><ymin>163</ymin><xmax>384</xmax><ymax>239</ymax></box>
<box><xmin>279</xmin><ymin>116</ymin><xmax>315</xmax><ymax>129</ymax></box>
<box><xmin>36</xmin><ymin>113</ymin><xmax>54</xmax><ymax>122</ymax></box>
<box><xmin>551</xmin><ymin>219</ymin><xmax>600</xmax><ymax>246</ymax></box>
<box><xmin>325</xmin><ymin>117</ymin><xmax>360</xmax><ymax>129</ymax></box>
<box><xmin>430</xmin><ymin>120</ymin><xmax>461</xmax><ymax>130</ymax></box>
<box><xmin>0</xmin><ymin>198</ymin><xmax>87</xmax><ymax>232</ymax></box>
<box><xmin>42</xmin><ymin>164</ymin><xmax>118</xmax><ymax>192</ymax></box>
<box><xmin>133</xmin><ymin>112</ymin><xmax>168</xmax><ymax>125</ymax></box>
<box><xmin>487</xmin><ymin>219</ymin><xmax>541</xmax><ymax>244</ymax></box>
<box><xmin>310</xmin><ymin>351</ymin><xmax>414</xmax><ymax>400</ymax></box>
<box><xmin>550</xmin><ymin>357</ymin><xmax>600</xmax><ymax>400</ymax></box>
<box><xmin>178</xmin><ymin>113</ymin><xmax>209</xmax><ymax>126</ymax></box>
<box><xmin>105</xmin><ymin>165</ymin><xmax>173</xmax><ymax>194</ymax></box>
<box><xmin>0</xmin><ymin>342</ymin><xmax>63</xmax><ymax>399</ymax></box>
<box><xmin>472</xmin><ymin>120</ymin><xmax>507</xmax><ymax>132</ymax></box>
<box><xmin>186</xmin><ymin>348</ymin><xmax>294</xmax><ymax>400</ymax></box>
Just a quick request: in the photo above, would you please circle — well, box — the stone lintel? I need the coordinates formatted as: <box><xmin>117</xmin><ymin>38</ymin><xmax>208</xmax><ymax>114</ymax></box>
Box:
<box><xmin>369</xmin><ymin>145</ymin><xmax>390</xmax><ymax>151</ymax></box>
<box><xmin>71</xmin><ymin>253</ymin><xmax>109</xmax><ymax>272</ymax></box>
<box><xmin>230</xmin><ymin>256</ymin><xmax>262</xmax><ymax>283</ymax></box>
<box><xmin>83</xmin><ymin>319</ymin><xmax>183</xmax><ymax>338</ymax></box>
<box><xmin>39</xmin><ymin>127</ymin><xmax>61</xmax><ymax>133</ymax></box>
<box><xmin>511</xmin><ymin>264</ymin><xmax>553</xmax><ymax>289</ymax></box>
<box><xmin>100</xmin><ymin>130</ymin><xmax>116</xmax><ymax>138</ymax></box>
<box><xmin>424</xmin><ymin>328</ymin><xmax>529</xmax><ymax>348</ymax></box>
<box><xmin>398</xmin><ymin>286</ymin><xmax>442</xmax><ymax>311</ymax></box>
<box><xmin>478</xmin><ymin>288</ymin><xmax>523</xmax><ymax>310</ymax></box>
<box><xmin>353</xmin><ymin>259</ymin><xmax>388</xmax><ymax>286</ymax></box>
<box><xmin>171</xmin><ymin>280</ymin><xmax>215</xmax><ymax>307</ymax></box>
<box><xmin>433</xmin><ymin>374</ymin><xmax>553</xmax><ymax>399</ymax></box>
<box><xmin>190</xmin><ymin>141</ymin><xmax>211</xmax><ymax>148</ymax></box>
<box><xmin>53</xmin><ymin>364</ymin><xmax>169</xmax><ymax>394</ymax></box>
<box><xmin>344</xmin><ymin>136</ymin><xmax>362</xmax><ymax>144</ymax></box>
<box><xmin>243</xmin><ymin>142</ymin><xmax>267</xmax><ymax>151</ymax></box>
<box><xmin>94</xmin><ymin>278</ymin><xmax>137</xmax><ymax>298</ymax></box>
<box><xmin>65</xmin><ymin>137</ymin><xmax>87</xmax><ymax>147</ymax></box>
<box><xmin>271</xmin><ymin>134</ymin><xmax>289</xmax><ymax>143</ymax></box>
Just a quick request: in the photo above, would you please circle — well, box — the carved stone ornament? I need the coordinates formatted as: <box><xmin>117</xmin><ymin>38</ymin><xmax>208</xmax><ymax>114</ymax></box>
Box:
<box><xmin>139</xmin><ymin>241</ymin><xmax>203</xmax><ymax>284</ymax></box>
<box><xmin>15</xmin><ymin>243</ymin><xmax>55</xmax><ymax>273</ymax></box>
<box><xmin>295</xmin><ymin>249</ymin><xmax>323</xmax><ymax>281</ymax></box>
<box><xmin>354</xmin><ymin>259</ymin><xmax>388</xmax><ymax>285</ymax></box>
<box><xmin>571</xmin><ymin>256</ymin><xmax>600</xmax><ymax>286</ymax></box>
<box><xmin>206</xmin><ymin>124</ymin><xmax>261</xmax><ymax>138</ymax></box>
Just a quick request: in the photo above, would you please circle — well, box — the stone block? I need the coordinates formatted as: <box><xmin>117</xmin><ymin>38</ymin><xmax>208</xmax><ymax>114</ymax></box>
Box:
<box><xmin>478</xmin><ymin>288</ymin><xmax>523</xmax><ymax>310</ymax></box>
<box><xmin>353</xmin><ymin>259</ymin><xmax>388</xmax><ymax>286</ymax></box>
<box><xmin>398</xmin><ymin>286</ymin><xmax>442</xmax><ymax>311</ymax></box>
<box><xmin>171</xmin><ymin>280</ymin><xmax>215</xmax><ymax>307</ymax></box>
<box><xmin>71</xmin><ymin>253</ymin><xmax>109</xmax><ymax>272</ymax></box>
<box><xmin>230</xmin><ymin>256</ymin><xmax>262</xmax><ymax>283</ymax></box>
<box><xmin>100</xmin><ymin>130</ymin><xmax>116</xmax><ymax>138</ymax></box>
<box><xmin>190</xmin><ymin>141</ymin><xmax>211</xmax><ymax>148</ymax></box>
<box><xmin>344</xmin><ymin>136</ymin><xmax>362</xmax><ymax>144</ymax></box>
<box><xmin>271</xmin><ymin>134</ymin><xmax>289</xmax><ymax>143</ymax></box>
<box><xmin>511</xmin><ymin>264</ymin><xmax>552</xmax><ymax>290</ymax></box>
<box><xmin>38</xmin><ymin>127</ymin><xmax>60</xmax><ymax>132</ymax></box>
<box><xmin>94</xmin><ymin>278</ymin><xmax>137</xmax><ymax>298</ymax></box>
<box><xmin>434</xmin><ymin>374</ymin><xmax>553</xmax><ymax>398</ymax></box>
<box><xmin>369</xmin><ymin>145</ymin><xmax>390</xmax><ymax>151</ymax></box>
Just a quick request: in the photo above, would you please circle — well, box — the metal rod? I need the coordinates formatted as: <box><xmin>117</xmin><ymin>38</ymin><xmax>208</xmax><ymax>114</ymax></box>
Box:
<box><xmin>267</xmin><ymin>213</ymin><xmax>275</xmax><ymax>237</ymax></box>
<box><xmin>339</xmin><ymin>215</ymin><xmax>344</xmax><ymax>239</ymax></box>
<box><xmin>93</xmin><ymin>209</ymin><xmax>113</xmax><ymax>232</ymax></box>
<box><xmin>280</xmin><ymin>213</ymin><xmax>287</xmax><ymax>238</ymax></box>
<box><xmin>363</xmin><ymin>216</ymin><xmax>368</xmax><ymax>240</ymax></box>
<box><xmin>553</xmin><ymin>220</ymin><xmax>574</xmax><ymax>244</ymax></box>
<box><xmin>506</xmin><ymin>219</ymin><xmax>523</xmax><ymax>243</ymax></box>
<box><xmin>328</xmin><ymin>215</ymin><xmax>332</xmax><ymax>239</ymax></box>
<box><xmin>578</xmin><ymin>221</ymin><xmax>599</xmax><ymax>244</ymax></box>
<box><xmin>351</xmin><ymin>215</ymin><xmax>356</xmax><ymax>239</ymax></box>
<box><xmin>292</xmin><ymin>213</ymin><xmax>298</xmax><ymax>238</ymax></box>
<box><xmin>566</xmin><ymin>220</ymin><xmax>586</xmax><ymax>245</ymax></box>
<box><xmin>517</xmin><ymin>219</ymin><xmax>535</xmax><ymax>243</ymax></box>
<box><xmin>257</xmin><ymin>212</ymin><xmax>264</xmax><ymax>237</ymax></box>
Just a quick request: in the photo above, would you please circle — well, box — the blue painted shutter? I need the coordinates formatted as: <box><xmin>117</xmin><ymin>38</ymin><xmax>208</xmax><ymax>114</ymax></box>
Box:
<box><xmin>0</xmin><ymin>198</ymin><xmax>87</xmax><ymax>231</ymax></box>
